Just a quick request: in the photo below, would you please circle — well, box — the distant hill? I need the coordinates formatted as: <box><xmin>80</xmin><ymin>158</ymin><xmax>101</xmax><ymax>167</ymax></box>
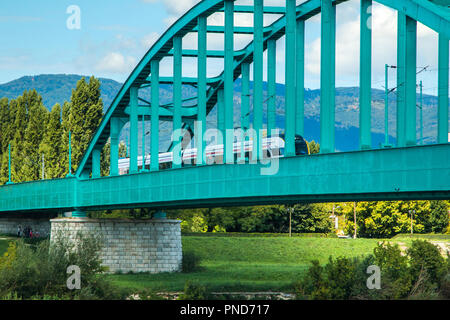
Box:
<box><xmin>0</xmin><ymin>74</ymin><xmax>444</xmax><ymax>152</ymax></box>
<box><xmin>0</xmin><ymin>74</ymin><xmax>122</xmax><ymax>111</ymax></box>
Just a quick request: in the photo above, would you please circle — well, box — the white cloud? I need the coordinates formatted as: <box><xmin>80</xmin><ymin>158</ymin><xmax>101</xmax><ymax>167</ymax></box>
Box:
<box><xmin>96</xmin><ymin>52</ymin><xmax>137</xmax><ymax>74</ymax></box>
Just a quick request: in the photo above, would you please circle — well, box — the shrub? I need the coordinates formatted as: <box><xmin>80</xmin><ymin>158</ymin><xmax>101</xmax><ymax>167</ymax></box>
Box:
<box><xmin>178</xmin><ymin>281</ymin><xmax>207</xmax><ymax>300</ymax></box>
<box><xmin>182</xmin><ymin>251</ymin><xmax>201</xmax><ymax>273</ymax></box>
<box><xmin>373</xmin><ymin>242</ymin><xmax>413</xmax><ymax>299</ymax></box>
<box><xmin>407</xmin><ymin>240</ymin><xmax>446</xmax><ymax>286</ymax></box>
<box><xmin>0</xmin><ymin>231</ymin><xmax>124</xmax><ymax>300</ymax></box>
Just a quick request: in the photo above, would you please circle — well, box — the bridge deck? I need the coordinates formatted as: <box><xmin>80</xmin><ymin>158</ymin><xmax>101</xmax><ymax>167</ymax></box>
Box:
<box><xmin>0</xmin><ymin>144</ymin><xmax>449</xmax><ymax>214</ymax></box>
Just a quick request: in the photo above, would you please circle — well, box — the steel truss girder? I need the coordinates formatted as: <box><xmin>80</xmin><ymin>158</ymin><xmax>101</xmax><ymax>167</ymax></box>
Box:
<box><xmin>75</xmin><ymin>0</ymin><xmax>450</xmax><ymax>177</ymax></box>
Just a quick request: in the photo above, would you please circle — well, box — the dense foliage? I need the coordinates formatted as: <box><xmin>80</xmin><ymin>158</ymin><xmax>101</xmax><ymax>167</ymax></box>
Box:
<box><xmin>342</xmin><ymin>201</ymin><xmax>450</xmax><ymax>238</ymax></box>
<box><xmin>0</xmin><ymin>77</ymin><xmax>105</xmax><ymax>184</ymax></box>
<box><xmin>295</xmin><ymin>240</ymin><xmax>450</xmax><ymax>300</ymax></box>
<box><xmin>0</xmin><ymin>234</ymin><xmax>126</xmax><ymax>299</ymax></box>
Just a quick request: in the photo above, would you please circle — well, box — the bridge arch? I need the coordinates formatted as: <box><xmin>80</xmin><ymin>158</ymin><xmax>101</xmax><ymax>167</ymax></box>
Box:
<box><xmin>75</xmin><ymin>0</ymin><xmax>450</xmax><ymax>178</ymax></box>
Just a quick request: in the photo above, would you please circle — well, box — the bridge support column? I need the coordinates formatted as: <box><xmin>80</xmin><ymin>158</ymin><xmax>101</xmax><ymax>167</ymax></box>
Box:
<box><xmin>50</xmin><ymin>218</ymin><xmax>182</xmax><ymax>274</ymax></box>
<box><xmin>405</xmin><ymin>16</ymin><xmax>417</xmax><ymax>147</ymax></box>
<box><xmin>438</xmin><ymin>34</ymin><xmax>449</xmax><ymax>144</ymax></box>
<box><xmin>197</xmin><ymin>15</ymin><xmax>207</xmax><ymax>165</ymax></box>
<box><xmin>296</xmin><ymin>19</ymin><xmax>305</xmax><ymax>137</ymax></box>
<box><xmin>92</xmin><ymin>148</ymin><xmax>101</xmax><ymax>179</ymax></box>
<box><xmin>241</xmin><ymin>62</ymin><xmax>250</xmax><ymax>131</ymax></box>
<box><xmin>151</xmin><ymin>59</ymin><xmax>160</xmax><ymax>172</ymax></box>
<box><xmin>397</xmin><ymin>12</ymin><xmax>407</xmax><ymax>147</ymax></box>
<box><xmin>285</xmin><ymin>0</ymin><xmax>296</xmax><ymax>157</ymax></box>
<box><xmin>359</xmin><ymin>0</ymin><xmax>372</xmax><ymax>150</ymax></box>
<box><xmin>320</xmin><ymin>0</ymin><xmax>336</xmax><ymax>154</ymax></box>
<box><xmin>173</xmin><ymin>36</ymin><xmax>182</xmax><ymax>169</ymax></box>
<box><xmin>129</xmin><ymin>86</ymin><xmax>139</xmax><ymax>174</ymax></box>
<box><xmin>253</xmin><ymin>0</ymin><xmax>264</xmax><ymax>160</ymax></box>
<box><xmin>110</xmin><ymin>117</ymin><xmax>120</xmax><ymax>176</ymax></box>
<box><xmin>224</xmin><ymin>0</ymin><xmax>234</xmax><ymax>164</ymax></box>
<box><xmin>267</xmin><ymin>39</ymin><xmax>276</xmax><ymax>135</ymax></box>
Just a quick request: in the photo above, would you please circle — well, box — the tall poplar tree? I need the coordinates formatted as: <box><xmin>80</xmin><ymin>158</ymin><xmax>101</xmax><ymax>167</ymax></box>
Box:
<box><xmin>39</xmin><ymin>104</ymin><xmax>64</xmax><ymax>179</ymax></box>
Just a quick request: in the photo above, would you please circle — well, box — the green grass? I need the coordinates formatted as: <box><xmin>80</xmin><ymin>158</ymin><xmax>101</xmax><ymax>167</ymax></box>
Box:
<box><xmin>107</xmin><ymin>236</ymin><xmax>385</xmax><ymax>293</ymax></box>
<box><xmin>0</xmin><ymin>239</ymin><xmax>11</xmax><ymax>256</ymax></box>
<box><xmin>392</xmin><ymin>233</ymin><xmax>450</xmax><ymax>242</ymax></box>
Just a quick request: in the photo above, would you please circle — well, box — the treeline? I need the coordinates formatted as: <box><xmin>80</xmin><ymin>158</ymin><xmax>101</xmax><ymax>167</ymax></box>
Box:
<box><xmin>0</xmin><ymin>77</ymin><xmax>104</xmax><ymax>184</ymax></box>
<box><xmin>95</xmin><ymin>200</ymin><xmax>450</xmax><ymax>237</ymax></box>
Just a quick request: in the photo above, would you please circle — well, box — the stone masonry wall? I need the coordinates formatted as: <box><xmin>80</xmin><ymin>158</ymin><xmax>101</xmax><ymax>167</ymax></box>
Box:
<box><xmin>0</xmin><ymin>218</ymin><xmax>51</xmax><ymax>237</ymax></box>
<box><xmin>50</xmin><ymin>218</ymin><xmax>182</xmax><ymax>274</ymax></box>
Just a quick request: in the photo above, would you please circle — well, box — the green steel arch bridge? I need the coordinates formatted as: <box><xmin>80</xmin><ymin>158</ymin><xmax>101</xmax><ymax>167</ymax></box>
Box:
<box><xmin>0</xmin><ymin>0</ymin><xmax>449</xmax><ymax>217</ymax></box>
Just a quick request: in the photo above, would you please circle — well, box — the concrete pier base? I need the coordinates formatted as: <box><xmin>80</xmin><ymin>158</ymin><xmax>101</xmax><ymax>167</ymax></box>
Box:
<box><xmin>0</xmin><ymin>213</ymin><xmax>55</xmax><ymax>237</ymax></box>
<box><xmin>50</xmin><ymin>218</ymin><xmax>182</xmax><ymax>274</ymax></box>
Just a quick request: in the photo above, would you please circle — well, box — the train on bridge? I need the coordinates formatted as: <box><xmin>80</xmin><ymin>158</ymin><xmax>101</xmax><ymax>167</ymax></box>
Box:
<box><xmin>118</xmin><ymin>134</ymin><xmax>310</xmax><ymax>174</ymax></box>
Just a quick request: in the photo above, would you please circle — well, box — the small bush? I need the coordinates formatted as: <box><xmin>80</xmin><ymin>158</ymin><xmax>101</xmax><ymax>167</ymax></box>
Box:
<box><xmin>294</xmin><ymin>240</ymin><xmax>449</xmax><ymax>300</ymax></box>
<box><xmin>0</xmin><ymin>231</ymin><xmax>124</xmax><ymax>300</ymax></box>
<box><xmin>407</xmin><ymin>240</ymin><xmax>446</xmax><ymax>286</ymax></box>
<box><xmin>182</xmin><ymin>251</ymin><xmax>201</xmax><ymax>273</ymax></box>
<box><xmin>178</xmin><ymin>281</ymin><xmax>207</xmax><ymax>300</ymax></box>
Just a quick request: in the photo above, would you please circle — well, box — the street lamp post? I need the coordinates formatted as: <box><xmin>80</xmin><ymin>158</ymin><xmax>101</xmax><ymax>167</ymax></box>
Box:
<box><xmin>383</xmin><ymin>64</ymin><xmax>396</xmax><ymax>148</ymax></box>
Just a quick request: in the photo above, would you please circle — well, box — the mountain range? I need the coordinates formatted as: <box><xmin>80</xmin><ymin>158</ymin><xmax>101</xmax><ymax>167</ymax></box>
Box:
<box><xmin>0</xmin><ymin>74</ymin><xmax>445</xmax><ymax>152</ymax></box>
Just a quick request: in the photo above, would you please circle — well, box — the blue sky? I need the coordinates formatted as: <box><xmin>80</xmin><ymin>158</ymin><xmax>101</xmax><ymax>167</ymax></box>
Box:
<box><xmin>0</xmin><ymin>0</ymin><xmax>446</xmax><ymax>95</ymax></box>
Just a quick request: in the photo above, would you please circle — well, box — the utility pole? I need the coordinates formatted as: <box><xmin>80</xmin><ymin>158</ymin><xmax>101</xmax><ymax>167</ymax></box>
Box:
<box><xmin>383</xmin><ymin>64</ymin><xmax>395</xmax><ymax>148</ymax></box>
<box><xmin>419</xmin><ymin>81</ymin><xmax>423</xmax><ymax>145</ymax></box>
<box><xmin>288</xmin><ymin>205</ymin><xmax>293</xmax><ymax>238</ymax></box>
<box><xmin>353</xmin><ymin>202</ymin><xmax>357</xmax><ymax>239</ymax></box>
<box><xmin>6</xmin><ymin>143</ymin><xmax>13</xmax><ymax>185</ymax></box>
<box><xmin>409</xmin><ymin>209</ymin><xmax>415</xmax><ymax>234</ymax></box>
<box><xmin>66</xmin><ymin>131</ymin><xmax>74</xmax><ymax>177</ymax></box>
<box><xmin>41</xmin><ymin>153</ymin><xmax>45</xmax><ymax>180</ymax></box>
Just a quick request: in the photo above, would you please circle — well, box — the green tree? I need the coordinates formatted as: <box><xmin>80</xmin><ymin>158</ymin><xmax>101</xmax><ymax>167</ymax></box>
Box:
<box><xmin>307</xmin><ymin>140</ymin><xmax>320</xmax><ymax>154</ymax></box>
<box><xmin>39</xmin><ymin>104</ymin><xmax>64</xmax><ymax>179</ymax></box>
<box><xmin>21</xmin><ymin>101</ymin><xmax>49</xmax><ymax>181</ymax></box>
<box><xmin>62</xmin><ymin>77</ymin><xmax>104</xmax><ymax>173</ymax></box>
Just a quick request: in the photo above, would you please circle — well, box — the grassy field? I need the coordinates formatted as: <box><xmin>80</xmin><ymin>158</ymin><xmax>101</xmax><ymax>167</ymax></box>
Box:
<box><xmin>107</xmin><ymin>236</ymin><xmax>385</xmax><ymax>293</ymax></box>
<box><xmin>1</xmin><ymin>233</ymin><xmax>447</xmax><ymax>293</ymax></box>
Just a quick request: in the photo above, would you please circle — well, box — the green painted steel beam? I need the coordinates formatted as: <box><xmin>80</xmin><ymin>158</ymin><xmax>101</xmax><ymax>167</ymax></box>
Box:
<box><xmin>360</xmin><ymin>0</ymin><xmax>372</xmax><ymax>150</ymax></box>
<box><xmin>285</xmin><ymin>0</ymin><xmax>296</xmax><ymax>157</ymax></box>
<box><xmin>166</xmin><ymin>49</ymin><xmax>246</xmax><ymax>58</ymax></box>
<box><xmin>197</xmin><ymin>15</ymin><xmax>207</xmax><ymax>166</ymax></box>
<box><xmin>438</xmin><ymin>34</ymin><xmax>449</xmax><ymax>144</ymax></box>
<box><xmin>110</xmin><ymin>117</ymin><xmax>120</xmax><ymax>176</ymax></box>
<box><xmin>75</xmin><ymin>0</ymin><xmax>450</xmax><ymax>177</ymax></box>
<box><xmin>124</xmin><ymin>106</ymin><xmax>198</xmax><ymax>118</ymax></box>
<box><xmin>92</xmin><ymin>148</ymin><xmax>101</xmax><ymax>179</ymax></box>
<box><xmin>267</xmin><ymin>39</ymin><xmax>276</xmax><ymax>135</ymax></box>
<box><xmin>173</xmin><ymin>36</ymin><xmax>182</xmax><ymax>169</ymax></box>
<box><xmin>219</xmin><ymin>5</ymin><xmax>286</xmax><ymax>14</ymax></box>
<box><xmin>129</xmin><ymin>86</ymin><xmax>139</xmax><ymax>174</ymax></box>
<box><xmin>155</xmin><ymin>76</ymin><xmax>222</xmax><ymax>85</ymax></box>
<box><xmin>397</xmin><ymin>12</ymin><xmax>407</xmax><ymax>148</ymax></box>
<box><xmin>224</xmin><ymin>0</ymin><xmax>234</xmax><ymax>165</ymax></box>
<box><xmin>191</xmin><ymin>25</ymin><xmax>260</xmax><ymax>35</ymax></box>
<box><xmin>296</xmin><ymin>19</ymin><xmax>305</xmax><ymax>136</ymax></box>
<box><xmin>151</xmin><ymin>60</ymin><xmax>160</xmax><ymax>172</ymax></box>
<box><xmin>320</xmin><ymin>0</ymin><xmax>336</xmax><ymax>154</ymax></box>
<box><xmin>405</xmin><ymin>16</ymin><xmax>417</xmax><ymax>147</ymax></box>
<box><xmin>253</xmin><ymin>0</ymin><xmax>264</xmax><ymax>161</ymax></box>
<box><xmin>2</xmin><ymin>144</ymin><xmax>450</xmax><ymax>213</ymax></box>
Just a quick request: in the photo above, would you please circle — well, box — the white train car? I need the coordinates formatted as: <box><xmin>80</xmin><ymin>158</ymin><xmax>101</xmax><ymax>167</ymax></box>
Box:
<box><xmin>118</xmin><ymin>136</ymin><xmax>285</xmax><ymax>175</ymax></box>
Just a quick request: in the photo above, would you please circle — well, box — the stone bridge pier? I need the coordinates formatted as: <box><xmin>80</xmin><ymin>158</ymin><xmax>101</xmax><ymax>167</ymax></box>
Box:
<box><xmin>50</xmin><ymin>217</ymin><xmax>182</xmax><ymax>274</ymax></box>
